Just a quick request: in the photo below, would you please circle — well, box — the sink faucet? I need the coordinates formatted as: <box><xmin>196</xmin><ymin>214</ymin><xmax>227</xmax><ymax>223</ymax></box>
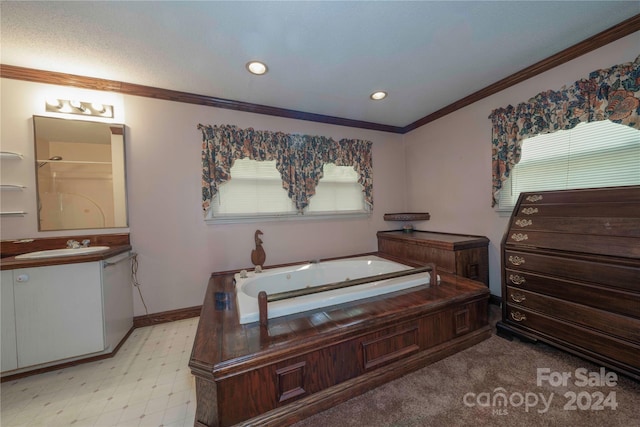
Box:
<box><xmin>66</xmin><ymin>240</ymin><xmax>81</xmax><ymax>249</ymax></box>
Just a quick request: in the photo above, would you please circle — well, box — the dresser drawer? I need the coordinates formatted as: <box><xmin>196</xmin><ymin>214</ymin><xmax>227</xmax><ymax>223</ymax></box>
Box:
<box><xmin>505</xmin><ymin>305</ymin><xmax>640</xmax><ymax>370</ymax></box>
<box><xmin>506</xmin><ymin>287</ymin><xmax>640</xmax><ymax>343</ymax></box>
<box><xmin>506</xmin><ymin>231</ymin><xmax>639</xmax><ymax>258</ymax></box>
<box><xmin>514</xmin><ymin>202</ymin><xmax>640</xmax><ymax>218</ymax></box>
<box><xmin>509</xmin><ymin>216</ymin><xmax>640</xmax><ymax>237</ymax></box>
<box><xmin>505</xmin><ymin>269</ymin><xmax>640</xmax><ymax>318</ymax></box>
<box><xmin>516</xmin><ymin>187</ymin><xmax>640</xmax><ymax>205</ymax></box>
<box><xmin>504</xmin><ymin>250</ymin><xmax>640</xmax><ymax>292</ymax></box>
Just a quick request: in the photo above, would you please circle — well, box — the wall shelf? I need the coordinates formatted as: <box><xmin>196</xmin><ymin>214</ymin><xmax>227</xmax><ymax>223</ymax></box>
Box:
<box><xmin>36</xmin><ymin>160</ymin><xmax>112</xmax><ymax>165</ymax></box>
<box><xmin>0</xmin><ymin>151</ymin><xmax>23</xmax><ymax>160</ymax></box>
<box><xmin>0</xmin><ymin>211</ymin><xmax>27</xmax><ymax>217</ymax></box>
<box><xmin>383</xmin><ymin>213</ymin><xmax>430</xmax><ymax>221</ymax></box>
<box><xmin>0</xmin><ymin>185</ymin><xmax>26</xmax><ymax>190</ymax></box>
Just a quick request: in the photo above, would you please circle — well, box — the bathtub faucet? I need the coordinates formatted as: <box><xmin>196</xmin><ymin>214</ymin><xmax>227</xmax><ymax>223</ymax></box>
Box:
<box><xmin>309</xmin><ymin>259</ymin><xmax>321</xmax><ymax>264</ymax></box>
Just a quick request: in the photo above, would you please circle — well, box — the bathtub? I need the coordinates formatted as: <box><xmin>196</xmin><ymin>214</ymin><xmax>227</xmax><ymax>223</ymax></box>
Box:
<box><xmin>234</xmin><ymin>255</ymin><xmax>435</xmax><ymax>324</ymax></box>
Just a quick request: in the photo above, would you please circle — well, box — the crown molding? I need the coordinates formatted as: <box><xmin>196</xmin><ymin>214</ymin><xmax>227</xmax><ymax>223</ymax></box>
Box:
<box><xmin>1</xmin><ymin>14</ymin><xmax>638</xmax><ymax>135</ymax></box>
<box><xmin>402</xmin><ymin>13</ymin><xmax>640</xmax><ymax>133</ymax></box>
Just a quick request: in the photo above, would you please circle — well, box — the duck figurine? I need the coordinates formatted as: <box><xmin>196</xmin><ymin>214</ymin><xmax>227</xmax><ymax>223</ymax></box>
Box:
<box><xmin>251</xmin><ymin>229</ymin><xmax>266</xmax><ymax>269</ymax></box>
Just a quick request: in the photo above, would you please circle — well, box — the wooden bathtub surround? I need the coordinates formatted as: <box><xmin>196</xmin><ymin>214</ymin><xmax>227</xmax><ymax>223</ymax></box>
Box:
<box><xmin>189</xmin><ymin>262</ymin><xmax>490</xmax><ymax>426</ymax></box>
<box><xmin>377</xmin><ymin>230</ymin><xmax>489</xmax><ymax>286</ymax></box>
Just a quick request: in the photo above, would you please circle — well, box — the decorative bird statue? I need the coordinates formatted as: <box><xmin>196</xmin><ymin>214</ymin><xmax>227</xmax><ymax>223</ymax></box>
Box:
<box><xmin>251</xmin><ymin>229</ymin><xmax>266</xmax><ymax>269</ymax></box>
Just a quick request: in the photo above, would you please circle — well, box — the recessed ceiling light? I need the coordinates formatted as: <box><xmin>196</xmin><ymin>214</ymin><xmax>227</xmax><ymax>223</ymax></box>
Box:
<box><xmin>370</xmin><ymin>91</ymin><xmax>387</xmax><ymax>100</ymax></box>
<box><xmin>246</xmin><ymin>61</ymin><xmax>268</xmax><ymax>75</ymax></box>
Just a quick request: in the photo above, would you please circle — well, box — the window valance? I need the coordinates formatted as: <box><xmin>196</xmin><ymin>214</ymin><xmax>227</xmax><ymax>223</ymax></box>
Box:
<box><xmin>489</xmin><ymin>55</ymin><xmax>640</xmax><ymax>206</ymax></box>
<box><xmin>198</xmin><ymin>124</ymin><xmax>373</xmax><ymax>214</ymax></box>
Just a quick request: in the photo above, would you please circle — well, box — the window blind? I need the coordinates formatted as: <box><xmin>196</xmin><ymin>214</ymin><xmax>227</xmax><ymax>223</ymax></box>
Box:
<box><xmin>498</xmin><ymin>121</ymin><xmax>640</xmax><ymax>210</ymax></box>
<box><xmin>211</xmin><ymin>159</ymin><xmax>366</xmax><ymax>217</ymax></box>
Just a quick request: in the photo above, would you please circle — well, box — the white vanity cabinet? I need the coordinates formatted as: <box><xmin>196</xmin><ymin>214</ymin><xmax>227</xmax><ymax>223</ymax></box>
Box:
<box><xmin>101</xmin><ymin>251</ymin><xmax>134</xmax><ymax>352</ymax></box>
<box><xmin>1</xmin><ymin>251</ymin><xmax>133</xmax><ymax>373</ymax></box>
<box><xmin>13</xmin><ymin>262</ymin><xmax>105</xmax><ymax>368</ymax></box>
<box><xmin>1</xmin><ymin>270</ymin><xmax>18</xmax><ymax>371</ymax></box>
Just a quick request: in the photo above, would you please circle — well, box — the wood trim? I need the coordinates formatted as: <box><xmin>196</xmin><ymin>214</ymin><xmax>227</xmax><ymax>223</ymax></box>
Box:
<box><xmin>489</xmin><ymin>294</ymin><xmax>502</xmax><ymax>306</ymax></box>
<box><xmin>1</xmin><ymin>15</ymin><xmax>637</xmax><ymax>134</ymax></box>
<box><xmin>0</xmin><ymin>64</ymin><xmax>403</xmax><ymax>134</ymax></box>
<box><xmin>133</xmin><ymin>305</ymin><xmax>202</xmax><ymax>328</ymax></box>
<box><xmin>383</xmin><ymin>213</ymin><xmax>430</xmax><ymax>221</ymax></box>
<box><xmin>233</xmin><ymin>326</ymin><xmax>491</xmax><ymax>427</ymax></box>
<box><xmin>1</xmin><ymin>233</ymin><xmax>130</xmax><ymax>259</ymax></box>
<box><xmin>402</xmin><ymin>14</ymin><xmax>640</xmax><ymax>133</ymax></box>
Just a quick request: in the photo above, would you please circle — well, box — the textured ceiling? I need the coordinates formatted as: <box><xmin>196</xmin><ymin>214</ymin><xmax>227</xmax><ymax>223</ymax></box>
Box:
<box><xmin>1</xmin><ymin>1</ymin><xmax>638</xmax><ymax>128</ymax></box>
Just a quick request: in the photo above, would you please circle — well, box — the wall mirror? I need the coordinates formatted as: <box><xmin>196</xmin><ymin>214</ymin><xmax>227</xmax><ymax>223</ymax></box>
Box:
<box><xmin>33</xmin><ymin>116</ymin><xmax>128</xmax><ymax>231</ymax></box>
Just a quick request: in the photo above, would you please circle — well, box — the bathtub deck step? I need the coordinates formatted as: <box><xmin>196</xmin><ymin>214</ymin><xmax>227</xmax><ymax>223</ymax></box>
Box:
<box><xmin>190</xmin><ymin>263</ymin><xmax>490</xmax><ymax>427</ymax></box>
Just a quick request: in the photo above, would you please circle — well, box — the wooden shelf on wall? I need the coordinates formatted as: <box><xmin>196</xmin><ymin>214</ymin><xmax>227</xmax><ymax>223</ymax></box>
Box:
<box><xmin>383</xmin><ymin>213</ymin><xmax>430</xmax><ymax>221</ymax></box>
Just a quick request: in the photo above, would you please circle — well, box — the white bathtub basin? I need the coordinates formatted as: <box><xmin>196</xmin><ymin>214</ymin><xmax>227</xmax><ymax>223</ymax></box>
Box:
<box><xmin>15</xmin><ymin>246</ymin><xmax>111</xmax><ymax>259</ymax></box>
<box><xmin>235</xmin><ymin>255</ymin><xmax>434</xmax><ymax>324</ymax></box>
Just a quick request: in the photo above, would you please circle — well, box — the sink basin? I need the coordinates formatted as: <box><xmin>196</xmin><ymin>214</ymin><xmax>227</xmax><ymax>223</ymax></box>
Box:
<box><xmin>15</xmin><ymin>246</ymin><xmax>111</xmax><ymax>260</ymax></box>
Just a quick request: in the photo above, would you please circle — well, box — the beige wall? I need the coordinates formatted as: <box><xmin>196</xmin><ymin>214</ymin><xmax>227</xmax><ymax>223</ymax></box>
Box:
<box><xmin>403</xmin><ymin>32</ymin><xmax>639</xmax><ymax>296</ymax></box>
<box><xmin>1</xmin><ymin>31</ymin><xmax>637</xmax><ymax>312</ymax></box>
<box><xmin>0</xmin><ymin>79</ymin><xmax>406</xmax><ymax>315</ymax></box>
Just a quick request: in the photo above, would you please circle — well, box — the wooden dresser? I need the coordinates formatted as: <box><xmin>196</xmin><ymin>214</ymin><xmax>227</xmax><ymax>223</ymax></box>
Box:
<box><xmin>377</xmin><ymin>230</ymin><xmax>489</xmax><ymax>286</ymax></box>
<box><xmin>496</xmin><ymin>186</ymin><xmax>640</xmax><ymax>380</ymax></box>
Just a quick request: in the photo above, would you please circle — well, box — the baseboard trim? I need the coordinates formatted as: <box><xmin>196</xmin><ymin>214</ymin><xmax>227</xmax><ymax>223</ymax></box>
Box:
<box><xmin>2</xmin><ymin>306</ymin><xmax>204</xmax><ymax>381</ymax></box>
<box><xmin>1</xmin><ymin>326</ymin><xmax>135</xmax><ymax>383</ymax></box>
<box><xmin>133</xmin><ymin>305</ymin><xmax>202</xmax><ymax>328</ymax></box>
<box><xmin>489</xmin><ymin>294</ymin><xmax>502</xmax><ymax>306</ymax></box>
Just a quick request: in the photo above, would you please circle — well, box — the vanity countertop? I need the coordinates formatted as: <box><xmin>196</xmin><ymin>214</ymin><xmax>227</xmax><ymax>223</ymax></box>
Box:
<box><xmin>0</xmin><ymin>233</ymin><xmax>132</xmax><ymax>270</ymax></box>
<box><xmin>0</xmin><ymin>245</ymin><xmax>132</xmax><ymax>270</ymax></box>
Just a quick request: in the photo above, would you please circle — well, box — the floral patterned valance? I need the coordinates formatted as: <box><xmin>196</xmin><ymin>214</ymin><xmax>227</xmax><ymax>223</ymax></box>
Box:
<box><xmin>489</xmin><ymin>55</ymin><xmax>640</xmax><ymax>206</ymax></box>
<box><xmin>198</xmin><ymin>124</ymin><xmax>373</xmax><ymax>214</ymax></box>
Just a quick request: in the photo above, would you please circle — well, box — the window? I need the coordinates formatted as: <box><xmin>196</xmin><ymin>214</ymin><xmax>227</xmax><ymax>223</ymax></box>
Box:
<box><xmin>210</xmin><ymin>158</ymin><xmax>368</xmax><ymax>221</ymax></box>
<box><xmin>497</xmin><ymin>121</ymin><xmax>640</xmax><ymax>211</ymax></box>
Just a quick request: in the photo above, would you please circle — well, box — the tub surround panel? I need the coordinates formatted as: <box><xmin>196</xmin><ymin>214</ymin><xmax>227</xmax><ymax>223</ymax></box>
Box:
<box><xmin>189</xmin><ymin>265</ymin><xmax>490</xmax><ymax>426</ymax></box>
<box><xmin>377</xmin><ymin>230</ymin><xmax>489</xmax><ymax>286</ymax></box>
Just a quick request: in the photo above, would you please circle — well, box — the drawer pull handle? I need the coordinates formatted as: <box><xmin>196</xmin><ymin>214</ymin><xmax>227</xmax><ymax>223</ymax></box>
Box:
<box><xmin>522</xmin><ymin>207</ymin><xmax>539</xmax><ymax>215</ymax></box>
<box><xmin>508</xmin><ymin>256</ymin><xmax>526</xmax><ymax>266</ymax></box>
<box><xmin>510</xmin><ymin>311</ymin><xmax>527</xmax><ymax>322</ymax></box>
<box><xmin>515</xmin><ymin>219</ymin><xmax>532</xmax><ymax>228</ymax></box>
<box><xmin>511</xmin><ymin>233</ymin><xmax>528</xmax><ymax>242</ymax></box>
<box><xmin>510</xmin><ymin>293</ymin><xmax>526</xmax><ymax>303</ymax></box>
<box><xmin>509</xmin><ymin>274</ymin><xmax>526</xmax><ymax>285</ymax></box>
<box><xmin>525</xmin><ymin>195</ymin><xmax>543</xmax><ymax>202</ymax></box>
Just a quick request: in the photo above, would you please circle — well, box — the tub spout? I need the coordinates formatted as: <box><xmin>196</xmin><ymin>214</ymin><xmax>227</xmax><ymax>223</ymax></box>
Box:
<box><xmin>309</xmin><ymin>259</ymin><xmax>321</xmax><ymax>264</ymax></box>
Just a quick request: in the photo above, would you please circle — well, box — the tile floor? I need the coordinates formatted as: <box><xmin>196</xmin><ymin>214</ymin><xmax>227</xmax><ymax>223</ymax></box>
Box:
<box><xmin>0</xmin><ymin>317</ymin><xmax>198</xmax><ymax>427</ymax></box>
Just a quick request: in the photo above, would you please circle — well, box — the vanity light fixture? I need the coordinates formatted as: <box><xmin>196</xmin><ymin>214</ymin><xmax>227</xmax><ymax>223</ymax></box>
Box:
<box><xmin>45</xmin><ymin>98</ymin><xmax>62</xmax><ymax>108</ymax></box>
<box><xmin>246</xmin><ymin>61</ymin><xmax>268</xmax><ymax>75</ymax></box>
<box><xmin>45</xmin><ymin>99</ymin><xmax>114</xmax><ymax>118</ymax></box>
<box><xmin>69</xmin><ymin>100</ymin><xmax>86</xmax><ymax>112</ymax></box>
<box><xmin>370</xmin><ymin>91</ymin><xmax>388</xmax><ymax>101</ymax></box>
<box><xmin>91</xmin><ymin>102</ymin><xmax>105</xmax><ymax>113</ymax></box>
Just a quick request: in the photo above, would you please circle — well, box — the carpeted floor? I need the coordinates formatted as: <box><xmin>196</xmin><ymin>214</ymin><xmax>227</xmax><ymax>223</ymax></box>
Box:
<box><xmin>292</xmin><ymin>305</ymin><xmax>640</xmax><ymax>427</ymax></box>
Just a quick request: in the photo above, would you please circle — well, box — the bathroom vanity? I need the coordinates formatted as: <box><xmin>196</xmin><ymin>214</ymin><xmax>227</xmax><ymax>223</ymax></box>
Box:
<box><xmin>0</xmin><ymin>235</ymin><xmax>133</xmax><ymax>376</ymax></box>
